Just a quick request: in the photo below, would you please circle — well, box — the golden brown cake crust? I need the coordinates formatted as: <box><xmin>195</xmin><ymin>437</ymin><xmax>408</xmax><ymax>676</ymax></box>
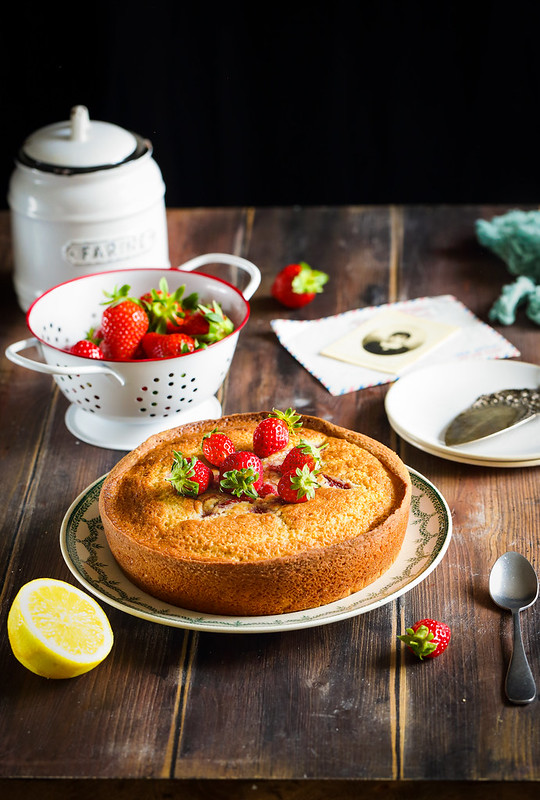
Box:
<box><xmin>98</xmin><ymin>412</ymin><xmax>412</xmax><ymax>616</ymax></box>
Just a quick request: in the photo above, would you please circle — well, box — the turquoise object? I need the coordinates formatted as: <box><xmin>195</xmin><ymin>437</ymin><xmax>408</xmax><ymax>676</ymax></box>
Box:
<box><xmin>476</xmin><ymin>209</ymin><xmax>540</xmax><ymax>325</ymax></box>
<box><xmin>489</xmin><ymin>275</ymin><xmax>535</xmax><ymax>325</ymax></box>
<box><xmin>527</xmin><ymin>285</ymin><xmax>540</xmax><ymax>324</ymax></box>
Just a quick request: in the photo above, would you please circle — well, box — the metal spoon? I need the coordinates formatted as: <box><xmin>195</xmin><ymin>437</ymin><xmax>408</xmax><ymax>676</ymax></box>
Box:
<box><xmin>489</xmin><ymin>551</ymin><xmax>538</xmax><ymax>704</ymax></box>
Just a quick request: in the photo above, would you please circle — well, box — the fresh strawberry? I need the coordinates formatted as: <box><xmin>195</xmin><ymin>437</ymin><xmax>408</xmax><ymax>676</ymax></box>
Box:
<box><xmin>280</xmin><ymin>439</ymin><xmax>328</xmax><ymax>474</ymax></box>
<box><xmin>219</xmin><ymin>451</ymin><xmax>263</xmax><ymax>499</ymax></box>
<box><xmin>100</xmin><ymin>284</ymin><xmax>149</xmax><ymax>360</ymax></box>
<box><xmin>70</xmin><ymin>340</ymin><xmax>104</xmax><ymax>359</ymax></box>
<box><xmin>141</xmin><ymin>277</ymin><xmax>199</xmax><ymax>334</ymax></box>
<box><xmin>202</xmin><ymin>428</ymin><xmax>236</xmax><ymax>466</ymax></box>
<box><xmin>141</xmin><ymin>331</ymin><xmax>197</xmax><ymax>358</ymax></box>
<box><xmin>398</xmin><ymin>618</ymin><xmax>451</xmax><ymax>660</ymax></box>
<box><xmin>182</xmin><ymin>301</ymin><xmax>234</xmax><ymax>344</ymax></box>
<box><xmin>167</xmin><ymin>450</ymin><xmax>213</xmax><ymax>497</ymax></box>
<box><xmin>277</xmin><ymin>464</ymin><xmax>320</xmax><ymax>503</ymax></box>
<box><xmin>253</xmin><ymin>408</ymin><xmax>302</xmax><ymax>457</ymax></box>
<box><xmin>175</xmin><ymin>309</ymin><xmax>209</xmax><ymax>336</ymax></box>
<box><xmin>259</xmin><ymin>483</ymin><xmax>279</xmax><ymax>497</ymax></box>
<box><xmin>271</xmin><ymin>262</ymin><xmax>329</xmax><ymax>308</ymax></box>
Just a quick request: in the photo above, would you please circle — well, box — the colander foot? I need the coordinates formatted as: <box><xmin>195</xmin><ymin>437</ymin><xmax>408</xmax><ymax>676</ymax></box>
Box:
<box><xmin>65</xmin><ymin>397</ymin><xmax>222</xmax><ymax>451</ymax></box>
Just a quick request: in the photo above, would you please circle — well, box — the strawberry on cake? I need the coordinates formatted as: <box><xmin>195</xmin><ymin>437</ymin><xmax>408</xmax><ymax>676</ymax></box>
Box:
<box><xmin>98</xmin><ymin>410</ymin><xmax>412</xmax><ymax>616</ymax></box>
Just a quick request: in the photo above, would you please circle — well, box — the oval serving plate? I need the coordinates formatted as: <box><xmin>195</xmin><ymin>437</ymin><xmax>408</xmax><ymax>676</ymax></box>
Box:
<box><xmin>60</xmin><ymin>468</ymin><xmax>452</xmax><ymax>633</ymax></box>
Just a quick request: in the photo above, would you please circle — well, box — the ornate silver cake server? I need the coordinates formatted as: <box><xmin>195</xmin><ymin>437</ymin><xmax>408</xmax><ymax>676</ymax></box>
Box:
<box><xmin>444</xmin><ymin>387</ymin><xmax>540</xmax><ymax>446</ymax></box>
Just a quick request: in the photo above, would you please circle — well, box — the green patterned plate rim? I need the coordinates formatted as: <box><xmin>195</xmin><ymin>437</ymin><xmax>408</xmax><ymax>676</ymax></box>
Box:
<box><xmin>59</xmin><ymin>468</ymin><xmax>452</xmax><ymax>633</ymax></box>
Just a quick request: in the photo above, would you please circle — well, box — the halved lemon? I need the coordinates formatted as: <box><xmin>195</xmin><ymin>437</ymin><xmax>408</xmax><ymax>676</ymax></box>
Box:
<box><xmin>7</xmin><ymin>578</ymin><xmax>114</xmax><ymax>679</ymax></box>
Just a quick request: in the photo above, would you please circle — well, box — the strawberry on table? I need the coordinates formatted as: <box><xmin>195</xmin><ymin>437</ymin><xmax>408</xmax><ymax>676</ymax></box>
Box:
<box><xmin>202</xmin><ymin>429</ymin><xmax>236</xmax><ymax>466</ymax></box>
<box><xmin>167</xmin><ymin>450</ymin><xmax>213</xmax><ymax>497</ymax></box>
<box><xmin>398</xmin><ymin>618</ymin><xmax>451</xmax><ymax>660</ymax></box>
<box><xmin>219</xmin><ymin>451</ymin><xmax>263</xmax><ymax>500</ymax></box>
<box><xmin>280</xmin><ymin>439</ymin><xmax>328</xmax><ymax>474</ymax></box>
<box><xmin>141</xmin><ymin>331</ymin><xmax>197</xmax><ymax>358</ymax></box>
<box><xmin>277</xmin><ymin>464</ymin><xmax>320</xmax><ymax>503</ymax></box>
<box><xmin>253</xmin><ymin>408</ymin><xmax>302</xmax><ymax>458</ymax></box>
<box><xmin>271</xmin><ymin>262</ymin><xmax>329</xmax><ymax>308</ymax></box>
<box><xmin>100</xmin><ymin>284</ymin><xmax>149</xmax><ymax>360</ymax></box>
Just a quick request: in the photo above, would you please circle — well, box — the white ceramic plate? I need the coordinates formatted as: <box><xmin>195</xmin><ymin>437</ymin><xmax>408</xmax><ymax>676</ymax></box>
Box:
<box><xmin>59</xmin><ymin>469</ymin><xmax>452</xmax><ymax>633</ymax></box>
<box><xmin>389</xmin><ymin>415</ymin><xmax>540</xmax><ymax>468</ymax></box>
<box><xmin>385</xmin><ymin>359</ymin><xmax>540</xmax><ymax>464</ymax></box>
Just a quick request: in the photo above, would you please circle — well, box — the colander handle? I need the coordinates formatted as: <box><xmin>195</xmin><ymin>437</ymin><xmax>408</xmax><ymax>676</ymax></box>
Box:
<box><xmin>5</xmin><ymin>338</ymin><xmax>126</xmax><ymax>385</ymax></box>
<box><xmin>177</xmin><ymin>253</ymin><xmax>261</xmax><ymax>300</ymax></box>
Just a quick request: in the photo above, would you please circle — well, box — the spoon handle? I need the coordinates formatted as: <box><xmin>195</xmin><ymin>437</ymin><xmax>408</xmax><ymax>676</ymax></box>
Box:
<box><xmin>506</xmin><ymin>611</ymin><xmax>536</xmax><ymax>704</ymax></box>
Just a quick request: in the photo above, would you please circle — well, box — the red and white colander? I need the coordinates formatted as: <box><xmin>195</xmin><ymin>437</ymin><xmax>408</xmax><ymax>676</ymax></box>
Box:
<box><xmin>6</xmin><ymin>253</ymin><xmax>260</xmax><ymax>450</ymax></box>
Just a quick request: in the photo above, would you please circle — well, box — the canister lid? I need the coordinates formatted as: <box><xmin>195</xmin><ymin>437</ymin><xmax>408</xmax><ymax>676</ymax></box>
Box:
<box><xmin>17</xmin><ymin>105</ymin><xmax>149</xmax><ymax>174</ymax></box>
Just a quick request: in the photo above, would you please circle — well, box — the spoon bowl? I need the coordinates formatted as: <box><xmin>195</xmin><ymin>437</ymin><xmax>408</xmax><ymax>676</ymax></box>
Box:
<box><xmin>489</xmin><ymin>551</ymin><xmax>538</xmax><ymax>704</ymax></box>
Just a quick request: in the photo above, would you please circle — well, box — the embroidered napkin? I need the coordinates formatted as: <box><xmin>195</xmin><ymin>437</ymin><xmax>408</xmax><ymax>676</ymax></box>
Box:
<box><xmin>270</xmin><ymin>295</ymin><xmax>520</xmax><ymax>396</ymax></box>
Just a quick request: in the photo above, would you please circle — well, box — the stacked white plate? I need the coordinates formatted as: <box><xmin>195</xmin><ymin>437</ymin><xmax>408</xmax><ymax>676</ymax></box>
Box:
<box><xmin>385</xmin><ymin>360</ymin><xmax>540</xmax><ymax>468</ymax></box>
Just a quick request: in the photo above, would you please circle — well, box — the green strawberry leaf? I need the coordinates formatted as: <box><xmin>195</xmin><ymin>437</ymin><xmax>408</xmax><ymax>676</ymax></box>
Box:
<box><xmin>270</xmin><ymin>407</ymin><xmax>303</xmax><ymax>433</ymax></box>
<box><xmin>296</xmin><ymin>438</ymin><xmax>328</xmax><ymax>468</ymax></box>
<box><xmin>289</xmin><ymin>464</ymin><xmax>320</xmax><ymax>500</ymax></box>
<box><xmin>167</xmin><ymin>451</ymin><xmax>200</xmax><ymax>497</ymax></box>
<box><xmin>101</xmin><ymin>284</ymin><xmax>140</xmax><ymax>307</ymax></box>
<box><xmin>220</xmin><ymin>467</ymin><xmax>259</xmax><ymax>499</ymax></box>
<box><xmin>183</xmin><ymin>292</ymin><xmax>200</xmax><ymax>311</ymax></box>
<box><xmin>196</xmin><ymin>301</ymin><xmax>234</xmax><ymax>343</ymax></box>
<box><xmin>397</xmin><ymin>625</ymin><xmax>438</xmax><ymax>660</ymax></box>
<box><xmin>291</xmin><ymin>263</ymin><xmax>329</xmax><ymax>295</ymax></box>
<box><xmin>142</xmin><ymin>279</ymin><xmax>202</xmax><ymax>334</ymax></box>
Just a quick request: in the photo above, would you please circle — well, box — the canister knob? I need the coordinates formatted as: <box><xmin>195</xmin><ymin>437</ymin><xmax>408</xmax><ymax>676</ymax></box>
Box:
<box><xmin>70</xmin><ymin>105</ymin><xmax>91</xmax><ymax>142</ymax></box>
<box><xmin>17</xmin><ymin>106</ymin><xmax>144</xmax><ymax>171</ymax></box>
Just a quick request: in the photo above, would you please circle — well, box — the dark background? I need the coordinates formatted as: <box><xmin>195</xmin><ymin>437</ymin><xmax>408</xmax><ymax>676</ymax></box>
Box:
<box><xmin>2</xmin><ymin>1</ymin><xmax>540</xmax><ymax>209</ymax></box>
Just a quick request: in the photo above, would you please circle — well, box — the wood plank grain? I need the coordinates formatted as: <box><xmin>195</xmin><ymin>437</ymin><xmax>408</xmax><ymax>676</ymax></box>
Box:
<box><xmin>222</xmin><ymin>205</ymin><xmax>396</xmax><ymax>442</ymax></box>
<box><xmin>0</xmin><ymin>209</ymin><xmax>250</xmax><ymax>778</ymax></box>
<box><xmin>175</xmin><ymin>616</ymin><xmax>400</xmax><ymax>780</ymax></box>
<box><xmin>169</xmin><ymin>205</ymin><xmax>405</xmax><ymax>780</ymax></box>
<box><xmin>1</xmin><ymin>206</ymin><xmax>539</xmax><ymax>788</ymax></box>
<box><xmin>166</xmin><ymin>207</ymin><xmax>251</xmax><ymax>272</ymax></box>
<box><xmin>394</xmin><ymin>205</ymin><xmax>540</xmax><ymax>781</ymax></box>
<box><xmin>0</xmin><ymin>212</ymin><xmax>59</xmax><ymax>616</ymax></box>
<box><xmin>2</xmin><ymin>778</ymin><xmax>540</xmax><ymax>799</ymax></box>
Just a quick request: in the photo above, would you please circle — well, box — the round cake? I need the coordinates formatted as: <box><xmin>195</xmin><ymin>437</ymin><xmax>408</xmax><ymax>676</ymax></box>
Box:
<box><xmin>98</xmin><ymin>412</ymin><xmax>412</xmax><ymax>616</ymax></box>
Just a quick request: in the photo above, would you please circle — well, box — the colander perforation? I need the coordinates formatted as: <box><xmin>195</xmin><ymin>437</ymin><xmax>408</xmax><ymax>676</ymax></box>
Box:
<box><xmin>43</xmin><ymin>324</ymin><xmax>71</xmax><ymax>349</ymax></box>
<box><xmin>51</xmin><ymin>340</ymin><xmax>206</xmax><ymax>419</ymax></box>
<box><xmin>20</xmin><ymin>262</ymin><xmax>257</xmax><ymax>429</ymax></box>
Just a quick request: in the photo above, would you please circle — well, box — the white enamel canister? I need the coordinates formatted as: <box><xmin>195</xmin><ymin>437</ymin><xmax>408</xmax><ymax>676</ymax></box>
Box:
<box><xmin>8</xmin><ymin>105</ymin><xmax>170</xmax><ymax>311</ymax></box>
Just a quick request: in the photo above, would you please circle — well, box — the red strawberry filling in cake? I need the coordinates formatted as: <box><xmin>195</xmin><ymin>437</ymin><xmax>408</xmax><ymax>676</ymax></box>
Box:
<box><xmin>99</xmin><ymin>411</ymin><xmax>412</xmax><ymax>616</ymax></box>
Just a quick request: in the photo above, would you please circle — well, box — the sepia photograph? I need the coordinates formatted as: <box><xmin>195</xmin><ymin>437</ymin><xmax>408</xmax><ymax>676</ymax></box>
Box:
<box><xmin>320</xmin><ymin>310</ymin><xmax>459</xmax><ymax>374</ymax></box>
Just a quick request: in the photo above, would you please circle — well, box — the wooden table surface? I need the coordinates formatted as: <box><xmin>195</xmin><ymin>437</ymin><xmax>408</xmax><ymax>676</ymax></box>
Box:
<box><xmin>1</xmin><ymin>206</ymin><xmax>539</xmax><ymax>800</ymax></box>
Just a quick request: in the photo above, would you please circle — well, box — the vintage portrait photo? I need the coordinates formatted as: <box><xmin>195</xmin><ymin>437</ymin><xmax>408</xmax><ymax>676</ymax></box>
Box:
<box><xmin>320</xmin><ymin>310</ymin><xmax>459</xmax><ymax>374</ymax></box>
